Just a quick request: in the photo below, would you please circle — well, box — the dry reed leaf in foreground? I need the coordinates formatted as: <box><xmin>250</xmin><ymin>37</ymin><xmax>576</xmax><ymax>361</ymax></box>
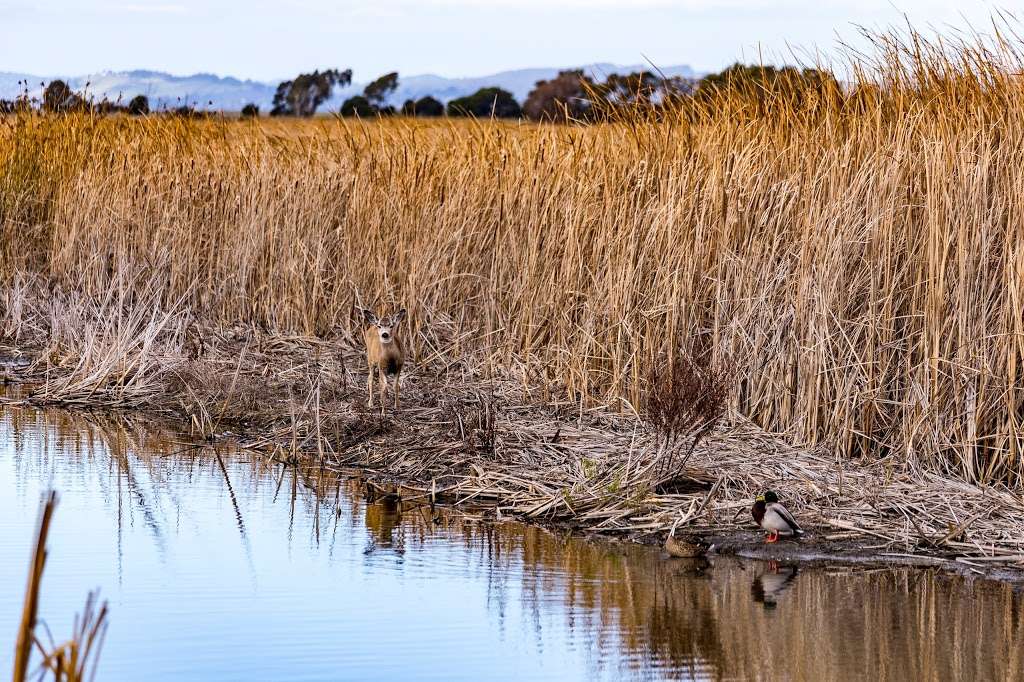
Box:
<box><xmin>13</xmin><ymin>491</ymin><xmax>108</xmax><ymax>682</ymax></box>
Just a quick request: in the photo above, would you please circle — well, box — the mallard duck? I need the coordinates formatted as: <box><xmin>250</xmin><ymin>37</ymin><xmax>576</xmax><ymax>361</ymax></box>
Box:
<box><xmin>664</xmin><ymin>518</ymin><xmax>710</xmax><ymax>558</ymax></box>
<box><xmin>751</xmin><ymin>490</ymin><xmax>804</xmax><ymax>543</ymax></box>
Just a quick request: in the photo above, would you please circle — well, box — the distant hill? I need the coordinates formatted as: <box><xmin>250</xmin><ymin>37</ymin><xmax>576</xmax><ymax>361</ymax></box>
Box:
<box><xmin>0</xmin><ymin>63</ymin><xmax>698</xmax><ymax>113</ymax></box>
<box><xmin>0</xmin><ymin>70</ymin><xmax>274</xmax><ymax>111</ymax></box>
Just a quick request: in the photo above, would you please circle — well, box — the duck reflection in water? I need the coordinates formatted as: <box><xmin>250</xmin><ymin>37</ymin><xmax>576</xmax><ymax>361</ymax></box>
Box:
<box><xmin>669</xmin><ymin>556</ymin><xmax>711</xmax><ymax>577</ymax></box>
<box><xmin>750</xmin><ymin>561</ymin><xmax>798</xmax><ymax>609</ymax></box>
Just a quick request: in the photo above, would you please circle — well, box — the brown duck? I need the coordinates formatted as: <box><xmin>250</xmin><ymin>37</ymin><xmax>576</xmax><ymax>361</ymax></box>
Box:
<box><xmin>664</xmin><ymin>517</ymin><xmax>710</xmax><ymax>558</ymax></box>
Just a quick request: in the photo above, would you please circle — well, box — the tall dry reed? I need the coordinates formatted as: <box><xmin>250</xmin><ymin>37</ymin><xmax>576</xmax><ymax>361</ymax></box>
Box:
<box><xmin>2</xmin><ymin>23</ymin><xmax>1024</xmax><ymax>485</ymax></box>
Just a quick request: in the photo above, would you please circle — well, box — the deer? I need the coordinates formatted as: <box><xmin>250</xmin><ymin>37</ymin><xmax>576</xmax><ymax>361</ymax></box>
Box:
<box><xmin>358</xmin><ymin>307</ymin><xmax>407</xmax><ymax>410</ymax></box>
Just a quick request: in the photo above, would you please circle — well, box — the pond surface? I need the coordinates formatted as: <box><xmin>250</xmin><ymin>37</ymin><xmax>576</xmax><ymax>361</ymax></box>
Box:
<box><xmin>0</xmin><ymin>404</ymin><xmax>1021</xmax><ymax>682</ymax></box>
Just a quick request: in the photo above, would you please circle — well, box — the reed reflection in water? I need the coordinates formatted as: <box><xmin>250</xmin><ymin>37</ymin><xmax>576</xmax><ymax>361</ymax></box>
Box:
<box><xmin>0</xmin><ymin>405</ymin><xmax>1020</xmax><ymax>681</ymax></box>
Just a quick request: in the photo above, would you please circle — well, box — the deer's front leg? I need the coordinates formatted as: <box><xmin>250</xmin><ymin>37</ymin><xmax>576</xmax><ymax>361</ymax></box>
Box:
<box><xmin>393</xmin><ymin>370</ymin><xmax>401</xmax><ymax>409</ymax></box>
<box><xmin>367</xmin><ymin>365</ymin><xmax>375</xmax><ymax>407</ymax></box>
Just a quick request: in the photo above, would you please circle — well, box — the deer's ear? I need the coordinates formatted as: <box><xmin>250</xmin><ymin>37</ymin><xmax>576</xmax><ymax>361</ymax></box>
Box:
<box><xmin>360</xmin><ymin>308</ymin><xmax>377</xmax><ymax>324</ymax></box>
<box><xmin>394</xmin><ymin>308</ymin><xmax>407</xmax><ymax>324</ymax></box>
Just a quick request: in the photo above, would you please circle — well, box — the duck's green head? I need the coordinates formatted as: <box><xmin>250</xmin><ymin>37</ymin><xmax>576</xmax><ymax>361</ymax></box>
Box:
<box><xmin>764</xmin><ymin>490</ymin><xmax>779</xmax><ymax>504</ymax></box>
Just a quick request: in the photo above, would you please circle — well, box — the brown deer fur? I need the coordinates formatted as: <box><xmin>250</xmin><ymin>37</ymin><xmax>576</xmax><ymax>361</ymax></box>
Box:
<box><xmin>359</xmin><ymin>307</ymin><xmax>406</xmax><ymax>409</ymax></box>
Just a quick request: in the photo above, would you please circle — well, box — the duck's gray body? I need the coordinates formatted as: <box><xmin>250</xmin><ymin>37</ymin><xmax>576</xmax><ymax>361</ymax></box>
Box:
<box><xmin>752</xmin><ymin>491</ymin><xmax>804</xmax><ymax>541</ymax></box>
<box><xmin>761</xmin><ymin>503</ymin><xmax>803</xmax><ymax>536</ymax></box>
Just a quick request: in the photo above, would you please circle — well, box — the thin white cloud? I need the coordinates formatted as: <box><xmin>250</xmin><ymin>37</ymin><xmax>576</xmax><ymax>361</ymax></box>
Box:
<box><xmin>376</xmin><ymin>0</ymin><xmax>871</xmax><ymax>8</ymax></box>
<box><xmin>114</xmin><ymin>3</ymin><xmax>188</xmax><ymax>13</ymax></box>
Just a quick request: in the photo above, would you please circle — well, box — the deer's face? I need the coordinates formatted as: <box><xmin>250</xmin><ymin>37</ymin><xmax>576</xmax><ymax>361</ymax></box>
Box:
<box><xmin>376</xmin><ymin>319</ymin><xmax>396</xmax><ymax>344</ymax></box>
<box><xmin>362</xmin><ymin>308</ymin><xmax>407</xmax><ymax>345</ymax></box>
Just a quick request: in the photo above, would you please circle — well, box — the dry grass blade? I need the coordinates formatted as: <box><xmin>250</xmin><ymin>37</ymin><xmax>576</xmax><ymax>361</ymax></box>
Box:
<box><xmin>12</xmin><ymin>491</ymin><xmax>109</xmax><ymax>682</ymax></box>
<box><xmin>33</xmin><ymin>592</ymin><xmax>108</xmax><ymax>682</ymax></box>
<box><xmin>13</xmin><ymin>491</ymin><xmax>55</xmax><ymax>682</ymax></box>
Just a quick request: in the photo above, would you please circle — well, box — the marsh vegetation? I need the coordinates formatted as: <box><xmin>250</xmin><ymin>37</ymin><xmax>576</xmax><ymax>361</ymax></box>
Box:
<box><xmin>2</xmin><ymin>23</ymin><xmax>1024</xmax><ymax>572</ymax></box>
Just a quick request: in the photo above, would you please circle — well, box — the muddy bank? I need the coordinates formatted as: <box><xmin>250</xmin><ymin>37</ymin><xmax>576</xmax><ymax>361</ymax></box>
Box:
<box><xmin>686</xmin><ymin>532</ymin><xmax>1024</xmax><ymax>583</ymax></box>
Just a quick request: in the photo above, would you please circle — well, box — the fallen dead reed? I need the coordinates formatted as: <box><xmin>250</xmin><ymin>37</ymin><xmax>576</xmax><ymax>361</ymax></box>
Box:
<box><xmin>3</xmin><ymin>23</ymin><xmax>1024</xmax><ymax>571</ymax></box>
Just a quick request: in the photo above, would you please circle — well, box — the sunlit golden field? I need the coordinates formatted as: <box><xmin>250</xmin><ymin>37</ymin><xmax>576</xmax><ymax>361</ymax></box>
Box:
<box><xmin>3</xmin><ymin>25</ymin><xmax>1024</xmax><ymax>488</ymax></box>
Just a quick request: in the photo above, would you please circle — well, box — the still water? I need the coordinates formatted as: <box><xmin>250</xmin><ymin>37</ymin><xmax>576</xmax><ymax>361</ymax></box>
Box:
<box><xmin>0</xmin><ymin>405</ymin><xmax>1021</xmax><ymax>681</ymax></box>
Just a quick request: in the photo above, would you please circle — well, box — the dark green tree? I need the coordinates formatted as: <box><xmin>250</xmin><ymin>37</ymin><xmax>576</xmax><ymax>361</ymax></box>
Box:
<box><xmin>270</xmin><ymin>69</ymin><xmax>352</xmax><ymax>116</ymax></box>
<box><xmin>340</xmin><ymin>95</ymin><xmax>376</xmax><ymax>117</ymax></box>
<box><xmin>43</xmin><ymin>80</ymin><xmax>83</xmax><ymax>113</ymax></box>
<box><xmin>363</xmin><ymin>72</ymin><xmax>399</xmax><ymax>109</ymax></box>
<box><xmin>127</xmin><ymin>94</ymin><xmax>149</xmax><ymax>116</ymax></box>
<box><xmin>416</xmin><ymin>95</ymin><xmax>444</xmax><ymax>116</ymax></box>
<box><xmin>240</xmin><ymin>103</ymin><xmax>260</xmax><ymax>118</ymax></box>
<box><xmin>402</xmin><ymin>96</ymin><xmax>444</xmax><ymax>117</ymax></box>
<box><xmin>447</xmin><ymin>87</ymin><xmax>521</xmax><ymax>118</ymax></box>
<box><xmin>694</xmin><ymin>63</ymin><xmax>840</xmax><ymax>108</ymax></box>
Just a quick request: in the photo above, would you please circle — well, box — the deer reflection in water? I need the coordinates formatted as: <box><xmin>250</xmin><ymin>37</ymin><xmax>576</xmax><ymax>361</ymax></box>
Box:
<box><xmin>363</xmin><ymin>485</ymin><xmax>404</xmax><ymax>553</ymax></box>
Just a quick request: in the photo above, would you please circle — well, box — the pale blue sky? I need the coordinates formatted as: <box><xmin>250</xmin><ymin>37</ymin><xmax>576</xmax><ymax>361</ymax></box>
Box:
<box><xmin>0</xmin><ymin>1</ymin><xmax>1004</xmax><ymax>81</ymax></box>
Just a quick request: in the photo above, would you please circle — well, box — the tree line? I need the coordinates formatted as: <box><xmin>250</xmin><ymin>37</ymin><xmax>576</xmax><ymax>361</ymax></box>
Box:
<box><xmin>0</xmin><ymin>79</ymin><xmax>207</xmax><ymax>117</ymax></box>
<box><xmin>0</xmin><ymin>63</ymin><xmax>840</xmax><ymax>121</ymax></box>
<box><xmin>263</xmin><ymin>63</ymin><xmax>839</xmax><ymax>121</ymax></box>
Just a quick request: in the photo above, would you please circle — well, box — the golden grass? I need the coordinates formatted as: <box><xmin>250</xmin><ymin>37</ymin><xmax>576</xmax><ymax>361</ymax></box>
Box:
<box><xmin>3</xmin><ymin>22</ymin><xmax>1024</xmax><ymax>489</ymax></box>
